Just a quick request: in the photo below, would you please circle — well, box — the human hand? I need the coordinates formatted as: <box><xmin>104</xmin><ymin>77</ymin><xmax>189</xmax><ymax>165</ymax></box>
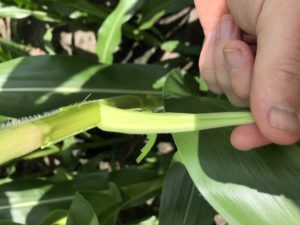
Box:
<box><xmin>195</xmin><ymin>0</ymin><xmax>300</xmax><ymax>150</ymax></box>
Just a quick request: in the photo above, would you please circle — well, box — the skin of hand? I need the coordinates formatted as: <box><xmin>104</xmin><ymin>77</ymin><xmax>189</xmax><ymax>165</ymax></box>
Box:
<box><xmin>195</xmin><ymin>0</ymin><xmax>300</xmax><ymax>150</ymax></box>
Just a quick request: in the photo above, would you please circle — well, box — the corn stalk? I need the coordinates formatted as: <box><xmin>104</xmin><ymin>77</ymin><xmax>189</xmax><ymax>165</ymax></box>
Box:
<box><xmin>0</xmin><ymin>95</ymin><xmax>254</xmax><ymax>164</ymax></box>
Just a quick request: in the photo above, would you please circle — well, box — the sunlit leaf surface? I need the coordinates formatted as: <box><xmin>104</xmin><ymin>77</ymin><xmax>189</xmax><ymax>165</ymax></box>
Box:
<box><xmin>66</xmin><ymin>193</ymin><xmax>100</xmax><ymax>225</ymax></box>
<box><xmin>164</xmin><ymin>70</ymin><xmax>300</xmax><ymax>225</ymax></box>
<box><xmin>0</xmin><ymin>56</ymin><xmax>166</xmax><ymax>116</ymax></box>
<box><xmin>96</xmin><ymin>0</ymin><xmax>145</xmax><ymax>64</ymax></box>
<box><xmin>159</xmin><ymin>154</ymin><xmax>215</xmax><ymax>225</ymax></box>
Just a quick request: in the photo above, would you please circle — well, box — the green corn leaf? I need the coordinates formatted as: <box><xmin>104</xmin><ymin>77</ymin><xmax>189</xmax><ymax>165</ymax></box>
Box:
<box><xmin>0</xmin><ymin>38</ymin><xmax>31</xmax><ymax>59</ymax></box>
<box><xmin>0</xmin><ymin>6</ymin><xmax>33</xmax><ymax>19</ymax></box>
<box><xmin>39</xmin><ymin>210</ymin><xmax>67</xmax><ymax>225</ymax></box>
<box><xmin>0</xmin><ymin>222</ymin><xmax>25</xmax><ymax>225</ymax></box>
<box><xmin>173</xmin><ymin>112</ymin><xmax>300</xmax><ymax>225</ymax></box>
<box><xmin>43</xmin><ymin>29</ymin><xmax>55</xmax><ymax>55</ymax></box>
<box><xmin>136</xmin><ymin>134</ymin><xmax>157</xmax><ymax>163</ymax></box>
<box><xmin>159</xmin><ymin>154</ymin><xmax>215</xmax><ymax>225</ymax></box>
<box><xmin>44</xmin><ymin>0</ymin><xmax>108</xmax><ymax>21</ymax></box>
<box><xmin>0</xmin><ymin>173</ymin><xmax>109</xmax><ymax>224</ymax></box>
<box><xmin>66</xmin><ymin>193</ymin><xmax>100</xmax><ymax>225</ymax></box>
<box><xmin>0</xmin><ymin>56</ymin><xmax>166</xmax><ymax>117</ymax></box>
<box><xmin>163</xmin><ymin>69</ymin><xmax>201</xmax><ymax>98</ymax></box>
<box><xmin>100</xmin><ymin>168</ymin><xmax>164</xmax><ymax>225</ymax></box>
<box><xmin>0</xmin><ymin>6</ymin><xmax>60</xmax><ymax>22</ymax></box>
<box><xmin>164</xmin><ymin>69</ymin><xmax>300</xmax><ymax>225</ymax></box>
<box><xmin>96</xmin><ymin>0</ymin><xmax>146</xmax><ymax>64</ymax></box>
<box><xmin>139</xmin><ymin>0</ymin><xmax>193</xmax><ymax>30</ymax></box>
<box><xmin>0</xmin><ymin>169</ymin><xmax>157</xmax><ymax>225</ymax></box>
<box><xmin>161</xmin><ymin>40</ymin><xmax>200</xmax><ymax>56</ymax></box>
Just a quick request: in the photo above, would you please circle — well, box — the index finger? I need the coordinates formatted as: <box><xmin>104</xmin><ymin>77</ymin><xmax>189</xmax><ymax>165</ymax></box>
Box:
<box><xmin>194</xmin><ymin>0</ymin><xmax>228</xmax><ymax>35</ymax></box>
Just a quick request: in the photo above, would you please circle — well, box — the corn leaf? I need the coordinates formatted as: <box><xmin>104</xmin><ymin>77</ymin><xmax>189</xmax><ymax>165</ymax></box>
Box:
<box><xmin>100</xmin><ymin>168</ymin><xmax>164</xmax><ymax>225</ymax></box>
<box><xmin>161</xmin><ymin>40</ymin><xmax>200</xmax><ymax>56</ymax></box>
<box><xmin>159</xmin><ymin>155</ymin><xmax>215</xmax><ymax>225</ymax></box>
<box><xmin>96</xmin><ymin>0</ymin><xmax>146</xmax><ymax>64</ymax></box>
<box><xmin>0</xmin><ymin>173</ymin><xmax>109</xmax><ymax>224</ymax></box>
<box><xmin>48</xmin><ymin>0</ymin><xmax>109</xmax><ymax>20</ymax></box>
<box><xmin>164</xmin><ymin>71</ymin><xmax>300</xmax><ymax>225</ymax></box>
<box><xmin>0</xmin><ymin>56</ymin><xmax>166</xmax><ymax>117</ymax></box>
<box><xmin>139</xmin><ymin>0</ymin><xmax>193</xmax><ymax>30</ymax></box>
<box><xmin>0</xmin><ymin>38</ymin><xmax>31</xmax><ymax>59</ymax></box>
<box><xmin>0</xmin><ymin>169</ymin><xmax>160</xmax><ymax>225</ymax></box>
<box><xmin>136</xmin><ymin>134</ymin><xmax>157</xmax><ymax>163</ymax></box>
<box><xmin>0</xmin><ymin>6</ymin><xmax>59</xmax><ymax>22</ymax></box>
<box><xmin>39</xmin><ymin>210</ymin><xmax>67</xmax><ymax>225</ymax></box>
<box><xmin>66</xmin><ymin>193</ymin><xmax>100</xmax><ymax>225</ymax></box>
<box><xmin>0</xmin><ymin>222</ymin><xmax>24</xmax><ymax>225</ymax></box>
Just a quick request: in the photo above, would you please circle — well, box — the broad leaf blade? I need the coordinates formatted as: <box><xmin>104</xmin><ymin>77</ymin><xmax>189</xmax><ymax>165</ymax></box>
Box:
<box><xmin>159</xmin><ymin>156</ymin><xmax>215</xmax><ymax>225</ymax></box>
<box><xmin>96</xmin><ymin>0</ymin><xmax>145</xmax><ymax>64</ymax></box>
<box><xmin>0</xmin><ymin>173</ymin><xmax>108</xmax><ymax>224</ymax></box>
<box><xmin>0</xmin><ymin>38</ymin><xmax>30</xmax><ymax>60</ymax></box>
<box><xmin>0</xmin><ymin>56</ymin><xmax>166</xmax><ymax>117</ymax></box>
<box><xmin>0</xmin><ymin>6</ymin><xmax>59</xmax><ymax>22</ymax></box>
<box><xmin>164</xmin><ymin>71</ymin><xmax>300</xmax><ymax>225</ymax></box>
<box><xmin>0</xmin><ymin>222</ymin><xmax>24</xmax><ymax>225</ymax></box>
<box><xmin>66</xmin><ymin>193</ymin><xmax>99</xmax><ymax>225</ymax></box>
<box><xmin>39</xmin><ymin>209</ymin><xmax>67</xmax><ymax>225</ymax></box>
<box><xmin>80</xmin><ymin>183</ymin><xmax>122</xmax><ymax>217</ymax></box>
<box><xmin>100</xmin><ymin>168</ymin><xmax>164</xmax><ymax>225</ymax></box>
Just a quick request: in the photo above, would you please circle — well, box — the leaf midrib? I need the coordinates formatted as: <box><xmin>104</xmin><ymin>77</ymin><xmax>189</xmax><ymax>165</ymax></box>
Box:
<box><xmin>0</xmin><ymin>87</ymin><xmax>161</xmax><ymax>95</ymax></box>
<box><xmin>0</xmin><ymin>196</ymin><xmax>73</xmax><ymax>211</ymax></box>
<box><xmin>182</xmin><ymin>185</ymin><xmax>195</xmax><ymax>225</ymax></box>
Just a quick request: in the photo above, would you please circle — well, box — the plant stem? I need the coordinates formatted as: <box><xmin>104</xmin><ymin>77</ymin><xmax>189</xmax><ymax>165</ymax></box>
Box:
<box><xmin>0</xmin><ymin>95</ymin><xmax>254</xmax><ymax>164</ymax></box>
<box><xmin>98</xmin><ymin>104</ymin><xmax>254</xmax><ymax>134</ymax></box>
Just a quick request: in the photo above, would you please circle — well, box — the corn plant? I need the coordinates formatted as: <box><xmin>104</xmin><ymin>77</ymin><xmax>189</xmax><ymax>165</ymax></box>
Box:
<box><xmin>0</xmin><ymin>1</ymin><xmax>300</xmax><ymax>225</ymax></box>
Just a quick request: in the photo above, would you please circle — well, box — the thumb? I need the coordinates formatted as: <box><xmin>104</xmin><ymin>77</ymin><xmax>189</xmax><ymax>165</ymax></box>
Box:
<box><xmin>251</xmin><ymin>0</ymin><xmax>300</xmax><ymax>145</ymax></box>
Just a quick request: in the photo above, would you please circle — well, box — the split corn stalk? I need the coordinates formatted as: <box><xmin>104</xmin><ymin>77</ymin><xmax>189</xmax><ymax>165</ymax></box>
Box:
<box><xmin>0</xmin><ymin>95</ymin><xmax>254</xmax><ymax>164</ymax></box>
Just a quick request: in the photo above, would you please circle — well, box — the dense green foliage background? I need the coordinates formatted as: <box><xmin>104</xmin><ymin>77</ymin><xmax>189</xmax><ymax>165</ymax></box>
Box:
<box><xmin>1</xmin><ymin>1</ymin><xmax>300</xmax><ymax>225</ymax></box>
<box><xmin>0</xmin><ymin>1</ymin><xmax>209</xmax><ymax>225</ymax></box>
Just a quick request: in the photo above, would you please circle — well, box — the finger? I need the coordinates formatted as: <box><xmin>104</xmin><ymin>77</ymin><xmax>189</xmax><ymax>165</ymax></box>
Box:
<box><xmin>196</xmin><ymin>0</ymin><xmax>228</xmax><ymax>94</ymax></box>
<box><xmin>231</xmin><ymin>124</ymin><xmax>271</xmax><ymax>151</ymax></box>
<box><xmin>251</xmin><ymin>0</ymin><xmax>300</xmax><ymax>145</ymax></box>
<box><xmin>214</xmin><ymin>15</ymin><xmax>247</xmax><ymax>106</ymax></box>
<box><xmin>194</xmin><ymin>0</ymin><xmax>228</xmax><ymax>35</ymax></box>
<box><xmin>224</xmin><ymin>40</ymin><xmax>254</xmax><ymax>101</ymax></box>
<box><xmin>200</xmin><ymin>28</ymin><xmax>223</xmax><ymax>93</ymax></box>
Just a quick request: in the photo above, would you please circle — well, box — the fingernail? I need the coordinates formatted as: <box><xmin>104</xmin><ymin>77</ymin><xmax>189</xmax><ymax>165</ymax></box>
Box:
<box><xmin>269</xmin><ymin>104</ymin><xmax>300</xmax><ymax>134</ymax></box>
<box><xmin>224</xmin><ymin>48</ymin><xmax>243</xmax><ymax>69</ymax></box>
<box><xmin>219</xmin><ymin>19</ymin><xmax>234</xmax><ymax>40</ymax></box>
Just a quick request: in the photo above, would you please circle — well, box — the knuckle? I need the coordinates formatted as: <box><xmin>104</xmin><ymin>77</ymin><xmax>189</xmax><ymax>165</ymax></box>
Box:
<box><xmin>266</xmin><ymin>68</ymin><xmax>300</xmax><ymax>95</ymax></box>
<box><xmin>274</xmin><ymin>67</ymin><xmax>300</xmax><ymax>84</ymax></box>
<box><xmin>273</xmin><ymin>55</ymin><xmax>300</xmax><ymax>83</ymax></box>
<box><xmin>262</xmin><ymin>57</ymin><xmax>300</xmax><ymax>95</ymax></box>
<box><xmin>215</xmin><ymin>73</ymin><xmax>231</xmax><ymax>93</ymax></box>
<box><xmin>233</xmin><ymin>87</ymin><xmax>250</xmax><ymax>99</ymax></box>
<box><xmin>228</xmin><ymin>95</ymin><xmax>249</xmax><ymax>108</ymax></box>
